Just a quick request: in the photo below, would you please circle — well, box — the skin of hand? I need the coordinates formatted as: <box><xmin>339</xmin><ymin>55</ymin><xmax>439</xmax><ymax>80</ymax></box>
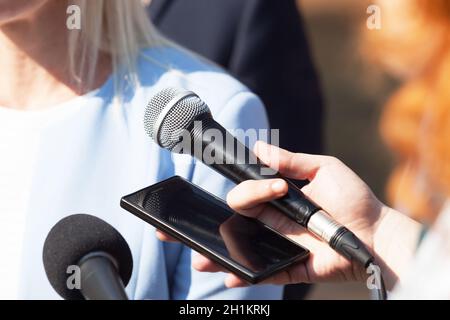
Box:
<box><xmin>157</xmin><ymin>142</ymin><xmax>422</xmax><ymax>290</ymax></box>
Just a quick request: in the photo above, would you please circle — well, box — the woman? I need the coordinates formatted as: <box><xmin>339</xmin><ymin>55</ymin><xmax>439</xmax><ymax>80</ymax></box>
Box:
<box><xmin>0</xmin><ymin>0</ymin><xmax>282</xmax><ymax>299</ymax></box>
<box><xmin>182</xmin><ymin>0</ymin><xmax>450</xmax><ymax>298</ymax></box>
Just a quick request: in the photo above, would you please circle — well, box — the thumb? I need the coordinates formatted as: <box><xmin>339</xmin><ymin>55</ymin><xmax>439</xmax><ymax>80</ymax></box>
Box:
<box><xmin>226</xmin><ymin>178</ymin><xmax>288</xmax><ymax>214</ymax></box>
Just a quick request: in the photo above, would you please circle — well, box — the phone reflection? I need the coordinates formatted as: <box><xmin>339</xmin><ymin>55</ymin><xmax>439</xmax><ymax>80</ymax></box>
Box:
<box><xmin>136</xmin><ymin>185</ymin><xmax>301</xmax><ymax>274</ymax></box>
<box><xmin>219</xmin><ymin>214</ymin><xmax>269</xmax><ymax>271</ymax></box>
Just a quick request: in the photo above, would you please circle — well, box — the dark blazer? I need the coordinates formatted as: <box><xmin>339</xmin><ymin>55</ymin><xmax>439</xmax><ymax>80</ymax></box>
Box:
<box><xmin>149</xmin><ymin>0</ymin><xmax>324</xmax><ymax>155</ymax></box>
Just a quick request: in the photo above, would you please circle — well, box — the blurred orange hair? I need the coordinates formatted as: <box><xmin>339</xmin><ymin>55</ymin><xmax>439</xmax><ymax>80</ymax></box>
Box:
<box><xmin>367</xmin><ymin>0</ymin><xmax>450</xmax><ymax>222</ymax></box>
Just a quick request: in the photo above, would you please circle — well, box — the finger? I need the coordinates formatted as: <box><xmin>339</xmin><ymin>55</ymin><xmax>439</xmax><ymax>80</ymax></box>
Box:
<box><xmin>225</xmin><ymin>274</ymin><xmax>249</xmax><ymax>288</ymax></box>
<box><xmin>224</xmin><ymin>261</ymin><xmax>310</xmax><ymax>288</ymax></box>
<box><xmin>192</xmin><ymin>254</ymin><xmax>226</xmax><ymax>273</ymax></box>
<box><xmin>254</xmin><ymin>141</ymin><xmax>336</xmax><ymax>181</ymax></box>
<box><xmin>226</xmin><ymin>179</ymin><xmax>288</xmax><ymax>213</ymax></box>
<box><xmin>156</xmin><ymin>230</ymin><xmax>178</xmax><ymax>242</ymax></box>
<box><xmin>300</xmin><ymin>182</ymin><xmax>313</xmax><ymax>199</ymax></box>
<box><xmin>258</xmin><ymin>261</ymin><xmax>311</xmax><ymax>285</ymax></box>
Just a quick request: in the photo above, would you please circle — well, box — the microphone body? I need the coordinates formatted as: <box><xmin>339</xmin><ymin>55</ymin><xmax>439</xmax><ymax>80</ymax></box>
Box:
<box><xmin>192</xmin><ymin>113</ymin><xmax>320</xmax><ymax>226</ymax></box>
<box><xmin>144</xmin><ymin>88</ymin><xmax>374</xmax><ymax>267</ymax></box>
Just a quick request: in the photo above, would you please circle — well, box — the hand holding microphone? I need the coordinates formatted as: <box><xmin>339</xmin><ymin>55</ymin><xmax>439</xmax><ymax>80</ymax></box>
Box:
<box><xmin>157</xmin><ymin>140</ymin><xmax>394</xmax><ymax>288</ymax></box>
<box><xmin>144</xmin><ymin>87</ymin><xmax>424</xmax><ymax>298</ymax></box>
<box><xmin>194</xmin><ymin>141</ymin><xmax>391</xmax><ymax>287</ymax></box>
<box><xmin>189</xmin><ymin>142</ymin><xmax>422</xmax><ymax>297</ymax></box>
<box><xmin>144</xmin><ymin>88</ymin><xmax>375</xmax><ymax>266</ymax></box>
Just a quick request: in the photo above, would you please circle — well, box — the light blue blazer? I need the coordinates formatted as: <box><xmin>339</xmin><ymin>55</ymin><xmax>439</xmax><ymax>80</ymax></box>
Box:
<box><xmin>18</xmin><ymin>47</ymin><xmax>283</xmax><ymax>299</ymax></box>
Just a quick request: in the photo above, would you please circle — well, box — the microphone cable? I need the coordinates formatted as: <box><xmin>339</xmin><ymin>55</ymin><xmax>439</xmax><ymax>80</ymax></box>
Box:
<box><xmin>296</xmin><ymin>217</ymin><xmax>388</xmax><ymax>299</ymax></box>
<box><xmin>328</xmin><ymin>226</ymin><xmax>387</xmax><ymax>300</ymax></box>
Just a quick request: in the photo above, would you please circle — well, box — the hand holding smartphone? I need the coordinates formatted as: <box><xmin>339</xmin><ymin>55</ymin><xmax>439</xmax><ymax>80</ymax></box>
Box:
<box><xmin>120</xmin><ymin>176</ymin><xmax>309</xmax><ymax>284</ymax></box>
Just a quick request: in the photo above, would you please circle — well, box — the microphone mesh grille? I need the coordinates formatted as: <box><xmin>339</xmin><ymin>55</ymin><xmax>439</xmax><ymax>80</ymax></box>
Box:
<box><xmin>144</xmin><ymin>87</ymin><xmax>211</xmax><ymax>151</ymax></box>
<box><xmin>143</xmin><ymin>87</ymin><xmax>180</xmax><ymax>140</ymax></box>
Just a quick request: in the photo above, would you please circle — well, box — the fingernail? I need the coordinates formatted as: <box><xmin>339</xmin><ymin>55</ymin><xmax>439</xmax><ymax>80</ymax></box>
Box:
<box><xmin>271</xmin><ymin>180</ymin><xmax>285</xmax><ymax>193</ymax></box>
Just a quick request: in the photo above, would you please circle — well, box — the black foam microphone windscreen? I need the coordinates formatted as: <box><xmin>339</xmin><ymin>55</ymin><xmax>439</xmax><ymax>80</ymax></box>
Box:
<box><xmin>43</xmin><ymin>214</ymin><xmax>133</xmax><ymax>300</ymax></box>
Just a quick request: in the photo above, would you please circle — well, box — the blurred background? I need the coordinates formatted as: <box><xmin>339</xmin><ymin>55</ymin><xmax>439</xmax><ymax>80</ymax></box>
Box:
<box><xmin>298</xmin><ymin>0</ymin><xmax>397</xmax><ymax>299</ymax></box>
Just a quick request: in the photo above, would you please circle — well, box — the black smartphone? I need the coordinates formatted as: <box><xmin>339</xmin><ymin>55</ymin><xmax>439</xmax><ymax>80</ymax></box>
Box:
<box><xmin>120</xmin><ymin>176</ymin><xmax>309</xmax><ymax>284</ymax></box>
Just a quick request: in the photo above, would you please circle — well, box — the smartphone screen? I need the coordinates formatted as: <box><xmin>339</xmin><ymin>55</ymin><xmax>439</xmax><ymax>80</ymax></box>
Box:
<box><xmin>120</xmin><ymin>176</ymin><xmax>309</xmax><ymax>283</ymax></box>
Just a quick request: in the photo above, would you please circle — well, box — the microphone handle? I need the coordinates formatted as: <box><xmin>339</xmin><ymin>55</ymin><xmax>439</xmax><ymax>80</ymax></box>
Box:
<box><xmin>79</xmin><ymin>252</ymin><xmax>129</xmax><ymax>300</ymax></box>
<box><xmin>191</xmin><ymin>116</ymin><xmax>320</xmax><ymax>227</ymax></box>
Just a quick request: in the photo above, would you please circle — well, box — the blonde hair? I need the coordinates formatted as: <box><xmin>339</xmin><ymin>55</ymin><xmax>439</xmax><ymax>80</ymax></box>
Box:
<box><xmin>68</xmin><ymin>0</ymin><xmax>167</xmax><ymax>96</ymax></box>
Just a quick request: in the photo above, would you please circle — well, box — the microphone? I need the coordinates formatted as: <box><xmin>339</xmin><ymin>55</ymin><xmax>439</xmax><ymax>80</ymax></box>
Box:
<box><xmin>143</xmin><ymin>87</ymin><xmax>374</xmax><ymax>268</ymax></box>
<box><xmin>43</xmin><ymin>214</ymin><xmax>133</xmax><ymax>300</ymax></box>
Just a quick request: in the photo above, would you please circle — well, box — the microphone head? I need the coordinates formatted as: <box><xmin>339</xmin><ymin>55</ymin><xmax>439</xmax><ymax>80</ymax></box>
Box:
<box><xmin>144</xmin><ymin>87</ymin><xmax>211</xmax><ymax>151</ymax></box>
<box><xmin>42</xmin><ymin>214</ymin><xmax>133</xmax><ymax>300</ymax></box>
